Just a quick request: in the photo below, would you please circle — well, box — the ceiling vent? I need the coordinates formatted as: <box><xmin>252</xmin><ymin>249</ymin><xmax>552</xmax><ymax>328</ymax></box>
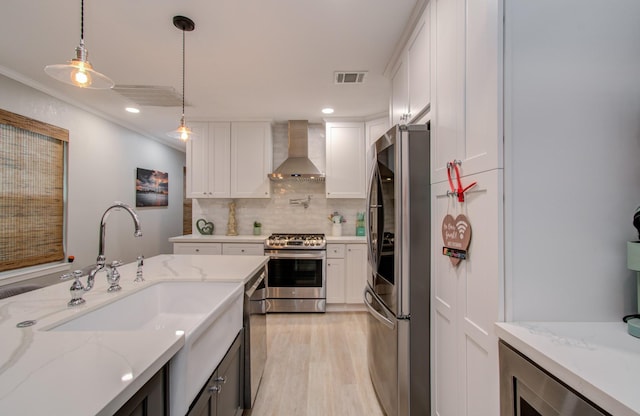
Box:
<box><xmin>334</xmin><ymin>71</ymin><xmax>367</xmax><ymax>84</ymax></box>
<box><xmin>113</xmin><ymin>85</ymin><xmax>185</xmax><ymax>107</ymax></box>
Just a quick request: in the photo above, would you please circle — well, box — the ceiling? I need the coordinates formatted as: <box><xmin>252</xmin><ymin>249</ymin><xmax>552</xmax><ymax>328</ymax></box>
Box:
<box><xmin>0</xmin><ymin>0</ymin><xmax>422</xmax><ymax>151</ymax></box>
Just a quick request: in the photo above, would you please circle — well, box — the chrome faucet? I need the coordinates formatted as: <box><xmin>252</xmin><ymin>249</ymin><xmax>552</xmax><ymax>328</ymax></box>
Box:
<box><xmin>61</xmin><ymin>202</ymin><xmax>143</xmax><ymax>306</ymax></box>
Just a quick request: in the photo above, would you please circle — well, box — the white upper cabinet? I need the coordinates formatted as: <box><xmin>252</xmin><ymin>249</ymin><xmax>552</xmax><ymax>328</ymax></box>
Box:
<box><xmin>186</xmin><ymin>122</ymin><xmax>231</xmax><ymax>198</ymax></box>
<box><xmin>230</xmin><ymin>122</ymin><xmax>272</xmax><ymax>198</ymax></box>
<box><xmin>186</xmin><ymin>121</ymin><xmax>272</xmax><ymax>199</ymax></box>
<box><xmin>325</xmin><ymin>122</ymin><xmax>366</xmax><ymax>199</ymax></box>
<box><xmin>365</xmin><ymin>117</ymin><xmax>390</xmax><ymax>180</ymax></box>
<box><xmin>390</xmin><ymin>2</ymin><xmax>432</xmax><ymax>126</ymax></box>
<box><xmin>431</xmin><ymin>0</ymin><xmax>502</xmax><ymax>183</ymax></box>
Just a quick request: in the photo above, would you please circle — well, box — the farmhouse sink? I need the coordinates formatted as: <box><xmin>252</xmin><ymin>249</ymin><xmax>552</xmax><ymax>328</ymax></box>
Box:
<box><xmin>48</xmin><ymin>280</ymin><xmax>244</xmax><ymax>416</ymax></box>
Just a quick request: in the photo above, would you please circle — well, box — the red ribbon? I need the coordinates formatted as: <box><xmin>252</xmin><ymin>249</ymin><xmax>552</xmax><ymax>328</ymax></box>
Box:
<box><xmin>447</xmin><ymin>161</ymin><xmax>476</xmax><ymax>203</ymax></box>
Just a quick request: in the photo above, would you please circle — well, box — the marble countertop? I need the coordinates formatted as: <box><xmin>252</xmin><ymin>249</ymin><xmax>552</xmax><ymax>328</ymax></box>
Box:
<box><xmin>0</xmin><ymin>254</ymin><xmax>269</xmax><ymax>416</ymax></box>
<box><xmin>169</xmin><ymin>234</ymin><xmax>366</xmax><ymax>244</ymax></box>
<box><xmin>495</xmin><ymin>321</ymin><xmax>640</xmax><ymax>416</ymax></box>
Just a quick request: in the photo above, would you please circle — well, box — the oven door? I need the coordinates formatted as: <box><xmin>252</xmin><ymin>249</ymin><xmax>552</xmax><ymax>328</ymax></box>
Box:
<box><xmin>266</xmin><ymin>250</ymin><xmax>326</xmax><ymax>299</ymax></box>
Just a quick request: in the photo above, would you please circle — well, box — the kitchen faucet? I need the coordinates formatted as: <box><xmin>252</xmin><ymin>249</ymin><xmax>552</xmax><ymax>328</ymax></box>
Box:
<box><xmin>61</xmin><ymin>202</ymin><xmax>143</xmax><ymax>306</ymax></box>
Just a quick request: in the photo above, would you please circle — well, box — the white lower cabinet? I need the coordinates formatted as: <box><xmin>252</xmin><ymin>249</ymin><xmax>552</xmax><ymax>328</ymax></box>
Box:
<box><xmin>173</xmin><ymin>243</ymin><xmax>223</xmax><ymax>255</ymax></box>
<box><xmin>326</xmin><ymin>243</ymin><xmax>367</xmax><ymax>305</ymax></box>
<box><xmin>221</xmin><ymin>243</ymin><xmax>264</xmax><ymax>256</ymax></box>
<box><xmin>173</xmin><ymin>242</ymin><xmax>263</xmax><ymax>256</ymax></box>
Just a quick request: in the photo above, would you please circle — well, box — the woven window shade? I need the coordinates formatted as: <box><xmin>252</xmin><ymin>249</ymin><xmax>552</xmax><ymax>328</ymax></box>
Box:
<box><xmin>0</xmin><ymin>109</ymin><xmax>68</xmax><ymax>272</ymax></box>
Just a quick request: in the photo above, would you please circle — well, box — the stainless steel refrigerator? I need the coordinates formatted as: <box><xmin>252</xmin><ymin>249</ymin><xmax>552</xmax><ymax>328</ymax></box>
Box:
<box><xmin>364</xmin><ymin>124</ymin><xmax>430</xmax><ymax>416</ymax></box>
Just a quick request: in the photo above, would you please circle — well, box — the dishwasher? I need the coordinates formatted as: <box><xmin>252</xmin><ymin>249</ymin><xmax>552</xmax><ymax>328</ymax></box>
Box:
<box><xmin>244</xmin><ymin>267</ymin><xmax>267</xmax><ymax>410</ymax></box>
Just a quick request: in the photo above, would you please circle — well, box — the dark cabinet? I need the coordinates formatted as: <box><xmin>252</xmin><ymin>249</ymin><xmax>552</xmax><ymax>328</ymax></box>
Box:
<box><xmin>188</xmin><ymin>330</ymin><xmax>243</xmax><ymax>416</ymax></box>
<box><xmin>114</xmin><ymin>364</ymin><xmax>169</xmax><ymax>416</ymax></box>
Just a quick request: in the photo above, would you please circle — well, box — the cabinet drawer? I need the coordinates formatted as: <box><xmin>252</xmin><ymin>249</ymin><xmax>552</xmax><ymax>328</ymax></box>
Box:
<box><xmin>327</xmin><ymin>244</ymin><xmax>346</xmax><ymax>258</ymax></box>
<box><xmin>222</xmin><ymin>243</ymin><xmax>264</xmax><ymax>256</ymax></box>
<box><xmin>173</xmin><ymin>243</ymin><xmax>222</xmax><ymax>255</ymax></box>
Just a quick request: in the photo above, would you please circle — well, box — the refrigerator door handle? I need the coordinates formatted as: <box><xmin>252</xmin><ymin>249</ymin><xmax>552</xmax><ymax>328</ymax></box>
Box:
<box><xmin>364</xmin><ymin>286</ymin><xmax>395</xmax><ymax>330</ymax></box>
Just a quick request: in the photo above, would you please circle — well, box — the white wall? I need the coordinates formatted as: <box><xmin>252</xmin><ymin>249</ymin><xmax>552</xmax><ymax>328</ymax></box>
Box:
<box><xmin>504</xmin><ymin>0</ymin><xmax>640</xmax><ymax>321</ymax></box>
<box><xmin>0</xmin><ymin>74</ymin><xmax>185</xmax><ymax>275</ymax></box>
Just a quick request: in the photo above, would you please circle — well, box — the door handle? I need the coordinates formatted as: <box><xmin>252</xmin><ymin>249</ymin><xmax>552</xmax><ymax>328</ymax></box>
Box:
<box><xmin>363</xmin><ymin>287</ymin><xmax>395</xmax><ymax>330</ymax></box>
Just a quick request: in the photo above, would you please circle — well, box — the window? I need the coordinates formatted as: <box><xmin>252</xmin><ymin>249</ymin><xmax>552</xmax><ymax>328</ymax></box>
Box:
<box><xmin>0</xmin><ymin>109</ymin><xmax>68</xmax><ymax>272</ymax></box>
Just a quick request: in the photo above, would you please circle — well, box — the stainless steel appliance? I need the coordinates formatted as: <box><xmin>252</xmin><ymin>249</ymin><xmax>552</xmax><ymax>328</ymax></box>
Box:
<box><xmin>365</xmin><ymin>124</ymin><xmax>430</xmax><ymax>416</ymax></box>
<box><xmin>499</xmin><ymin>341</ymin><xmax>609</xmax><ymax>415</ymax></box>
<box><xmin>264</xmin><ymin>233</ymin><xmax>327</xmax><ymax>313</ymax></box>
<box><xmin>243</xmin><ymin>267</ymin><xmax>267</xmax><ymax>410</ymax></box>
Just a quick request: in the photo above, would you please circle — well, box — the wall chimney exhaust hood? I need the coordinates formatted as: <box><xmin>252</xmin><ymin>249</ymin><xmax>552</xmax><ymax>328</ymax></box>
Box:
<box><xmin>268</xmin><ymin>120</ymin><xmax>325</xmax><ymax>182</ymax></box>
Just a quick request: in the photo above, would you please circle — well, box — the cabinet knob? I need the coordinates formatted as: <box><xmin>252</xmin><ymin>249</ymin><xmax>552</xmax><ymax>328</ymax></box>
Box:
<box><xmin>195</xmin><ymin>248</ymin><xmax>200</xmax><ymax>252</ymax></box>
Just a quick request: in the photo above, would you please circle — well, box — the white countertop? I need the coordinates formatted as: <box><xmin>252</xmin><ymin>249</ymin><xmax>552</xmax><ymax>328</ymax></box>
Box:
<box><xmin>495</xmin><ymin>321</ymin><xmax>640</xmax><ymax>416</ymax></box>
<box><xmin>169</xmin><ymin>234</ymin><xmax>366</xmax><ymax>244</ymax></box>
<box><xmin>0</xmin><ymin>254</ymin><xmax>269</xmax><ymax>416</ymax></box>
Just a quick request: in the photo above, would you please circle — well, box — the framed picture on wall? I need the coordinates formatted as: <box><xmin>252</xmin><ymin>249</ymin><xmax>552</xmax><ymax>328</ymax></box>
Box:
<box><xmin>136</xmin><ymin>168</ymin><xmax>168</xmax><ymax>207</ymax></box>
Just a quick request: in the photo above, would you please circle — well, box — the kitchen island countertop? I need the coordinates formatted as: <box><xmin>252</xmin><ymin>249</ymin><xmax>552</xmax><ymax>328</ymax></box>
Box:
<box><xmin>0</xmin><ymin>254</ymin><xmax>269</xmax><ymax>416</ymax></box>
<box><xmin>495</xmin><ymin>321</ymin><xmax>640</xmax><ymax>416</ymax></box>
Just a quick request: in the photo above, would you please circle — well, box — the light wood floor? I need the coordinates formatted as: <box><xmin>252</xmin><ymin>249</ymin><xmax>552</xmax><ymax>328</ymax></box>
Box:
<box><xmin>250</xmin><ymin>312</ymin><xmax>384</xmax><ymax>416</ymax></box>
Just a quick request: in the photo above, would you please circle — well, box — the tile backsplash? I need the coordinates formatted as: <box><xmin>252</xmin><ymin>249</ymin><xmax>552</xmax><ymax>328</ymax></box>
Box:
<box><xmin>193</xmin><ymin>182</ymin><xmax>365</xmax><ymax>236</ymax></box>
<box><xmin>191</xmin><ymin>121</ymin><xmax>366</xmax><ymax>236</ymax></box>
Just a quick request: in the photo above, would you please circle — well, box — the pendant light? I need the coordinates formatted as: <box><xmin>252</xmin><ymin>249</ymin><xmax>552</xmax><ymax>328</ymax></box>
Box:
<box><xmin>167</xmin><ymin>16</ymin><xmax>195</xmax><ymax>142</ymax></box>
<box><xmin>44</xmin><ymin>0</ymin><xmax>114</xmax><ymax>89</ymax></box>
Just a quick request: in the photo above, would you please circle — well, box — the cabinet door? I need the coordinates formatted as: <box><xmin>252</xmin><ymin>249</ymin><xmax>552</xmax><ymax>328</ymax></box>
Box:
<box><xmin>365</xmin><ymin>117</ymin><xmax>389</xmax><ymax>182</ymax></box>
<box><xmin>391</xmin><ymin>59</ymin><xmax>409</xmax><ymax>127</ymax></box>
<box><xmin>326</xmin><ymin>258</ymin><xmax>345</xmax><ymax>304</ymax></box>
<box><xmin>187</xmin><ymin>122</ymin><xmax>231</xmax><ymax>198</ymax></box>
<box><xmin>173</xmin><ymin>243</ymin><xmax>222</xmax><ymax>255</ymax></box>
<box><xmin>325</xmin><ymin>122</ymin><xmax>366</xmax><ymax>199</ymax></box>
<box><xmin>407</xmin><ymin>2</ymin><xmax>431</xmax><ymax>119</ymax></box>
<box><xmin>210</xmin><ymin>123</ymin><xmax>232</xmax><ymax>198</ymax></box>
<box><xmin>432</xmin><ymin>169</ymin><xmax>502</xmax><ymax>416</ymax></box>
<box><xmin>221</xmin><ymin>243</ymin><xmax>264</xmax><ymax>256</ymax></box>
<box><xmin>187</xmin><ymin>122</ymin><xmax>212</xmax><ymax>198</ymax></box>
<box><xmin>230</xmin><ymin>122</ymin><xmax>272</xmax><ymax>198</ymax></box>
<box><xmin>431</xmin><ymin>0</ymin><xmax>465</xmax><ymax>184</ymax></box>
<box><xmin>114</xmin><ymin>365</ymin><xmax>168</xmax><ymax>416</ymax></box>
<box><xmin>345</xmin><ymin>244</ymin><xmax>367</xmax><ymax>304</ymax></box>
<box><xmin>216</xmin><ymin>330</ymin><xmax>243</xmax><ymax>416</ymax></box>
<box><xmin>431</xmin><ymin>0</ymin><xmax>501</xmax><ymax>183</ymax></box>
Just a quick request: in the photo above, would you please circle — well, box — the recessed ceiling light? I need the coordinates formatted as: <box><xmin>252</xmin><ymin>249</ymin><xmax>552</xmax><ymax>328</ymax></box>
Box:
<box><xmin>125</xmin><ymin>107</ymin><xmax>140</xmax><ymax>114</ymax></box>
<box><xmin>322</xmin><ymin>107</ymin><xmax>334</xmax><ymax>114</ymax></box>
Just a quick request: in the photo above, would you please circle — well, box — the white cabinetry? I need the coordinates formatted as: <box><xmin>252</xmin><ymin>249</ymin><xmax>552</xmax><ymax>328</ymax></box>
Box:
<box><xmin>186</xmin><ymin>122</ymin><xmax>231</xmax><ymax>198</ymax></box>
<box><xmin>326</xmin><ymin>243</ymin><xmax>367</xmax><ymax>306</ymax></box>
<box><xmin>221</xmin><ymin>243</ymin><xmax>263</xmax><ymax>256</ymax></box>
<box><xmin>365</xmin><ymin>117</ymin><xmax>389</xmax><ymax>179</ymax></box>
<box><xmin>173</xmin><ymin>243</ymin><xmax>222</xmax><ymax>255</ymax></box>
<box><xmin>390</xmin><ymin>2</ymin><xmax>431</xmax><ymax>126</ymax></box>
<box><xmin>432</xmin><ymin>170</ymin><xmax>502</xmax><ymax>416</ymax></box>
<box><xmin>430</xmin><ymin>0</ymin><xmax>501</xmax><ymax>184</ymax></box>
<box><xmin>429</xmin><ymin>0</ymin><xmax>503</xmax><ymax>414</ymax></box>
<box><xmin>186</xmin><ymin>121</ymin><xmax>272</xmax><ymax>198</ymax></box>
<box><xmin>230</xmin><ymin>122</ymin><xmax>272</xmax><ymax>198</ymax></box>
<box><xmin>325</xmin><ymin>122</ymin><xmax>366</xmax><ymax>199</ymax></box>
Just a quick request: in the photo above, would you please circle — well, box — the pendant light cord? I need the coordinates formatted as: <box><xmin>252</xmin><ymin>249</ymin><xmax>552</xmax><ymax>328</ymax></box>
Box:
<box><xmin>80</xmin><ymin>0</ymin><xmax>85</xmax><ymax>43</ymax></box>
<box><xmin>181</xmin><ymin>29</ymin><xmax>186</xmax><ymax>119</ymax></box>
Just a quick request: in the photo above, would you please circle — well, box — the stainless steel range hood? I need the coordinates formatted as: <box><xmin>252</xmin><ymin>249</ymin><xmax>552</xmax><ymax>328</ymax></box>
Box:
<box><xmin>268</xmin><ymin>120</ymin><xmax>325</xmax><ymax>182</ymax></box>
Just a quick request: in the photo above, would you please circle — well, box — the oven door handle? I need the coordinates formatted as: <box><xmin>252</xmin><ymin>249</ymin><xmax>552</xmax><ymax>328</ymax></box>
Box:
<box><xmin>364</xmin><ymin>286</ymin><xmax>395</xmax><ymax>330</ymax></box>
<box><xmin>266</xmin><ymin>252</ymin><xmax>326</xmax><ymax>259</ymax></box>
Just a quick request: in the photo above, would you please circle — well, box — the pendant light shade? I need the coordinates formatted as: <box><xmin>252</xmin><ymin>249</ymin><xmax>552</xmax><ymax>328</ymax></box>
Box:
<box><xmin>44</xmin><ymin>0</ymin><xmax>113</xmax><ymax>89</ymax></box>
<box><xmin>167</xmin><ymin>15</ymin><xmax>195</xmax><ymax>142</ymax></box>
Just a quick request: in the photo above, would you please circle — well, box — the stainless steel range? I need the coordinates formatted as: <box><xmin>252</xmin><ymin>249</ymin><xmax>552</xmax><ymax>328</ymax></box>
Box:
<box><xmin>264</xmin><ymin>233</ymin><xmax>326</xmax><ymax>313</ymax></box>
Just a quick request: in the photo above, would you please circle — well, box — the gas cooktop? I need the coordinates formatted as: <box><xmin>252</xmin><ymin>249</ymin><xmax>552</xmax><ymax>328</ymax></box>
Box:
<box><xmin>264</xmin><ymin>233</ymin><xmax>326</xmax><ymax>250</ymax></box>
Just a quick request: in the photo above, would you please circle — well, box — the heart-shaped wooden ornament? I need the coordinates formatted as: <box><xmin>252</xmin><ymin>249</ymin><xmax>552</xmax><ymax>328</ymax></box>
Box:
<box><xmin>196</xmin><ymin>218</ymin><xmax>214</xmax><ymax>235</ymax></box>
<box><xmin>441</xmin><ymin>214</ymin><xmax>472</xmax><ymax>266</ymax></box>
